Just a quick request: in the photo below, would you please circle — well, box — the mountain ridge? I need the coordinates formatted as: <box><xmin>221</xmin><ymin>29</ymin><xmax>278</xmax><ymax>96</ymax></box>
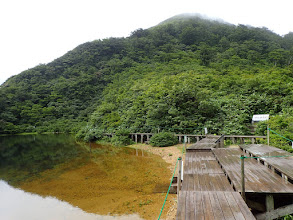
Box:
<box><xmin>0</xmin><ymin>14</ymin><xmax>292</xmax><ymax>143</ymax></box>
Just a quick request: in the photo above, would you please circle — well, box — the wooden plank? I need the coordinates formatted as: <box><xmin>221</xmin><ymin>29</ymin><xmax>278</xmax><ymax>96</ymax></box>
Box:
<box><xmin>185</xmin><ymin>191</ymin><xmax>192</xmax><ymax>219</ymax></box>
<box><xmin>216</xmin><ymin>191</ymin><xmax>236</xmax><ymax>220</ymax></box>
<box><xmin>194</xmin><ymin>192</ymin><xmax>205</xmax><ymax>220</ymax></box>
<box><xmin>208</xmin><ymin>191</ymin><xmax>226</xmax><ymax>220</ymax></box>
<box><xmin>187</xmin><ymin>173</ymin><xmax>194</xmax><ymax>191</ymax></box>
<box><xmin>208</xmin><ymin>174</ymin><xmax>220</xmax><ymax>191</ymax></box>
<box><xmin>176</xmin><ymin>191</ymin><xmax>186</xmax><ymax>220</ymax></box>
<box><xmin>224</xmin><ymin>192</ymin><xmax>246</xmax><ymax>220</ymax></box>
<box><xmin>216</xmin><ymin>174</ymin><xmax>234</xmax><ymax>191</ymax></box>
<box><xmin>193</xmin><ymin>157</ymin><xmax>201</xmax><ymax>191</ymax></box>
<box><xmin>202</xmin><ymin>191</ymin><xmax>215</xmax><ymax>219</ymax></box>
<box><xmin>186</xmin><ymin>192</ymin><xmax>195</xmax><ymax>220</ymax></box>
<box><xmin>193</xmin><ymin>172</ymin><xmax>200</xmax><ymax>191</ymax></box>
<box><xmin>240</xmin><ymin>144</ymin><xmax>293</xmax><ymax>180</ymax></box>
<box><xmin>232</xmin><ymin>192</ymin><xmax>256</xmax><ymax>220</ymax></box>
<box><xmin>212</xmin><ymin>148</ymin><xmax>293</xmax><ymax>193</ymax></box>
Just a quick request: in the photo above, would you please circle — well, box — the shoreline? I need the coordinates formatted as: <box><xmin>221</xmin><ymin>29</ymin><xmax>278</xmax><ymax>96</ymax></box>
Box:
<box><xmin>18</xmin><ymin>142</ymin><xmax>183</xmax><ymax>220</ymax></box>
<box><xmin>127</xmin><ymin>143</ymin><xmax>189</xmax><ymax>220</ymax></box>
<box><xmin>1</xmin><ymin>134</ymin><xmax>187</xmax><ymax>220</ymax></box>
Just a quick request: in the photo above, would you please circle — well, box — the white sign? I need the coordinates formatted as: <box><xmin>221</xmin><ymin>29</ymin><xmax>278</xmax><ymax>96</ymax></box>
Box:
<box><xmin>252</xmin><ymin>114</ymin><xmax>270</xmax><ymax>122</ymax></box>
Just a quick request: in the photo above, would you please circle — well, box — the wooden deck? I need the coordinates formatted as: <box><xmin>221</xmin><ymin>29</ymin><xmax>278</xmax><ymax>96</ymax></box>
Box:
<box><xmin>177</xmin><ymin>148</ymin><xmax>255</xmax><ymax>219</ymax></box>
<box><xmin>212</xmin><ymin>148</ymin><xmax>293</xmax><ymax>193</ymax></box>
<box><xmin>177</xmin><ymin>138</ymin><xmax>293</xmax><ymax>219</ymax></box>
<box><xmin>177</xmin><ymin>191</ymin><xmax>256</xmax><ymax>220</ymax></box>
<box><xmin>240</xmin><ymin>144</ymin><xmax>293</xmax><ymax>181</ymax></box>
<box><xmin>182</xmin><ymin>151</ymin><xmax>233</xmax><ymax>192</ymax></box>
<box><xmin>187</xmin><ymin>136</ymin><xmax>219</xmax><ymax>151</ymax></box>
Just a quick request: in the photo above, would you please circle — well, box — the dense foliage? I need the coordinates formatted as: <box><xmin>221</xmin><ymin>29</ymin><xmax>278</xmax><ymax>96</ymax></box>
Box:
<box><xmin>1</xmin><ymin>14</ymin><xmax>293</xmax><ymax>146</ymax></box>
<box><xmin>149</xmin><ymin>132</ymin><xmax>178</xmax><ymax>147</ymax></box>
<box><xmin>256</xmin><ymin>110</ymin><xmax>293</xmax><ymax>152</ymax></box>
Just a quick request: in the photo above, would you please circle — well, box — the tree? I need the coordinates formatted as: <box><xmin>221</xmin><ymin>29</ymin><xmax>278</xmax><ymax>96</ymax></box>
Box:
<box><xmin>268</xmin><ymin>49</ymin><xmax>289</xmax><ymax>66</ymax></box>
<box><xmin>198</xmin><ymin>43</ymin><xmax>215</xmax><ymax>66</ymax></box>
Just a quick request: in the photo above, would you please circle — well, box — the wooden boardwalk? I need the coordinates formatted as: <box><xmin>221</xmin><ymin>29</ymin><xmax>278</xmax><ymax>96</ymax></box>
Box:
<box><xmin>177</xmin><ymin>137</ymin><xmax>255</xmax><ymax>219</ymax></box>
<box><xmin>187</xmin><ymin>136</ymin><xmax>219</xmax><ymax>151</ymax></box>
<box><xmin>182</xmin><ymin>151</ymin><xmax>233</xmax><ymax>192</ymax></box>
<box><xmin>213</xmin><ymin>148</ymin><xmax>293</xmax><ymax>193</ymax></box>
<box><xmin>176</xmin><ymin>137</ymin><xmax>293</xmax><ymax>219</ymax></box>
<box><xmin>240</xmin><ymin>144</ymin><xmax>293</xmax><ymax>181</ymax></box>
<box><xmin>177</xmin><ymin>191</ymin><xmax>255</xmax><ymax>220</ymax></box>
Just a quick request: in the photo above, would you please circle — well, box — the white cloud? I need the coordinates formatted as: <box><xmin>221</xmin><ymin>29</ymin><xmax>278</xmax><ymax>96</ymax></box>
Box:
<box><xmin>1</xmin><ymin>0</ymin><xmax>293</xmax><ymax>84</ymax></box>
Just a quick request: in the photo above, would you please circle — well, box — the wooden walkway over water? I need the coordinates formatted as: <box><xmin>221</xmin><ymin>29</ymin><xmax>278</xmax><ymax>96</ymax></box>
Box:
<box><xmin>240</xmin><ymin>144</ymin><xmax>293</xmax><ymax>183</ymax></box>
<box><xmin>177</xmin><ymin>137</ymin><xmax>256</xmax><ymax>219</ymax></box>
<box><xmin>213</xmin><ymin>148</ymin><xmax>293</xmax><ymax>193</ymax></box>
<box><xmin>176</xmin><ymin>137</ymin><xmax>293</xmax><ymax>220</ymax></box>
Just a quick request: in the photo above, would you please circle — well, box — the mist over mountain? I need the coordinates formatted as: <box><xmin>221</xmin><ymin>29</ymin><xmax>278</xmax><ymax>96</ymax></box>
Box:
<box><xmin>1</xmin><ymin>14</ymin><xmax>293</xmax><ymax>144</ymax></box>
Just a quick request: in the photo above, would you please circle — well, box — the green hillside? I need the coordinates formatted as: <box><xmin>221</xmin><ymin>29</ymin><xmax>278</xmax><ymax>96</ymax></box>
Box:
<box><xmin>1</xmin><ymin>14</ymin><xmax>293</xmax><ymax>146</ymax></box>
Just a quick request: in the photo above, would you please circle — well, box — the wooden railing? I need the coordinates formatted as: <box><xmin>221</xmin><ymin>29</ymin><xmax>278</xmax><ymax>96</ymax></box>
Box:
<box><xmin>104</xmin><ymin>133</ymin><xmax>267</xmax><ymax>144</ymax></box>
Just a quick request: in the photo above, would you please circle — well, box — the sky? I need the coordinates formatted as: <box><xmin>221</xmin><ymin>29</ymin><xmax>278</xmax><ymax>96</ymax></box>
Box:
<box><xmin>1</xmin><ymin>0</ymin><xmax>293</xmax><ymax>85</ymax></box>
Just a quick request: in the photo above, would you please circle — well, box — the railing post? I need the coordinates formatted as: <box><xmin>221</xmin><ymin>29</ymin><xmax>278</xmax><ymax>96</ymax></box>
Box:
<box><xmin>221</xmin><ymin>138</ymin><xmax>224</xmax><ymax>148</ymax></box>
<box><xmin>267</xmin><ymin>126</ymin><xmax>270</xmax><ymax>146</ymax></box>
<box><xmin>177</xmin><ymin>157</ymin><xmax>182</xmax><ymax>199</ymax></box>
<box><xmin>241</xmin><ymin>155</ymin><xmax>246</xmax><ymax>202</ymax></box>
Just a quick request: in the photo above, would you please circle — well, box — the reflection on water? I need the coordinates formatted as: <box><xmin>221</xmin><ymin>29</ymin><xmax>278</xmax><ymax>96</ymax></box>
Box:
<box><xmin>0</xmin><ymin>134</ymin><xmax>84</xmax><ymax>184</ymax></box>
<box><xmin>0</xmin><ymin>134</ymin><xmax>171</xmax><ymax>219</ymax></box>
<box><xmin>0</xmin><ymin>180</ymin><xmax>142</xmax><ymax>220</ymax></box>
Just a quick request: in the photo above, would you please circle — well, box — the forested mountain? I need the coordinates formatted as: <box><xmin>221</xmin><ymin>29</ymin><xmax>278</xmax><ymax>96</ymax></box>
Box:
<box><xmin>1</xmin><ymin>14</ymin><xmax>293</xmax><ymax>140</ymax></box>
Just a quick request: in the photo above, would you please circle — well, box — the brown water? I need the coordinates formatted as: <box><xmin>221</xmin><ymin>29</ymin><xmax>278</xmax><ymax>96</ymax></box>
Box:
<box><xmin>0</xmin><ymin>135</ymin><xmax>173</xmax><ymax>220</ymax></box>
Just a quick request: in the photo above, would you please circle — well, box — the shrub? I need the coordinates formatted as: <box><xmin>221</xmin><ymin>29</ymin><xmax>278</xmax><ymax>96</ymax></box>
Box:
<box><xmin>150</xmin><ymin>132</ymin><xmax>178</xmax><ymax>147</ymax></box>
<box><xmin>111</xmin><ymin>129</ymin><xmax>133</xmax><ymax>146</ymax></box>
<box><xmin>75</xmin><ymin>127</ymin><xmax>104</xmax><ymax>142</ymax></box>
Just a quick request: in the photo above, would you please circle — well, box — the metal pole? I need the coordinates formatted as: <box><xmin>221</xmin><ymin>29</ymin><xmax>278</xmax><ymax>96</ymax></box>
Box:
<box><xmin>241</xmin><ymin>155</ymin><xmax>246</xmax><ymax>202</ymax></box>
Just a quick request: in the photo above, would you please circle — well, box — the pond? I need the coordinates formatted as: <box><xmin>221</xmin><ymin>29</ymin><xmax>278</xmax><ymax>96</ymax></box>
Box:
<box><xmin>0</xmin><ymin>180</ymin><xmax>141</xmax><ymax>220</ymax></box>
<box><xmin>0</xmin><ymin>134</ymin><xmax>172</xmax><ymax>220</ymax></box>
